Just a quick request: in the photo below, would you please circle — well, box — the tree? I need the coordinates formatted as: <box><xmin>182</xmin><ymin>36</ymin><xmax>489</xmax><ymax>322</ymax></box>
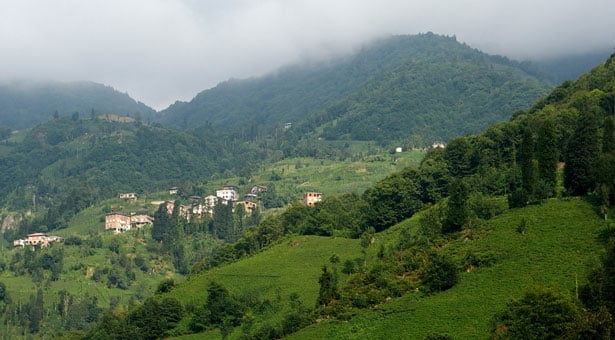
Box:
<box><xmin>190</xmin><ymin>281</ymin><xmax>243</xmax><ymax>332</ymax></box>
<box><xmin>152</xmin><ymin>203</ymin><xmax>171</xmax><ymax>243</ymax></box>
<box><xmin>493</xmin><ymin>288</ymin><xmax>579</xmax><ymax>339</ymax></box>
<box><xmin>212</xmin><ymin>199</ymin><xmax>233</xmax><ymax>240</ymax></box>
<box><xmin>444</xmin><ymin>137</ymin><xmax>473</xmax><ymax>177</ymax></box>
<box><xmin>27</xmin><ymin>288</ymin><xmax>44</xmax><ymax>333</ymax></box>
<box><xmin>421</xmin><ymin>253</ymin><xmax>458</xmax><ymax>292</ymax></box>
<box><xmin>580</xmin><ymin>242</ymin><xmax>615</xmax><ymax>314</ymax></box>
<box><xmin>603</xmin><ymin>115</ymin><xmax>615</xmax><ymax>154</ymax></box>
<box><xmin>519</xmin><ymin>126</ymin><xmax>537</xmax><ymax>199</ymax></box>
<box><xmin>536</xmin><ymin>119</ymin><xmax>558</xmax><ymax>198</ymax></box>
<box><xmin>564</xmin><ymin>110</ymin><xmax>599</xmax><ymax>196</ymax></box>
<box><xmin>363</xmin><ymin>167</ymin><xmax>423</xmax><ymax>231</ymax></box>
<box><xmin>0</xmin><ymin>281</ymin><xmax>9</xmax><ymax>313</ymax></box>
<box><xmin>443</xmin><ymin>178</ymin><xmax>469</xmax><ymax>233</ymax></box>
<box><xmin>316</xmin><ymin>265</ymin><xmax>339</xmax><ymax>307</ymax></box>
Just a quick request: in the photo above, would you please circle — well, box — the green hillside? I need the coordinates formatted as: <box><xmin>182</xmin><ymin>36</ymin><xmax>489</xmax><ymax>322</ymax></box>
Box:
<box><xmin>1</xmin><ymin>41</ymin><xmax>614</xmax><ymax>340</ymax></box>
<box><xmin>81</xmin><ymin>54</ymin><xmax>615</xmax><ymax>339</ymax></box>
<box><xmin>0</xmin><ymin>80</ymin><xmax>156</xmax><ymax>130</ymax></box>
<box><xmin>290</xmin><ymin>199</ymin><xmax>606</xmax><ymax>339</ymax></box>
<box><xmin>158</xmin><ymin>33</ymin><xmax>551</xmax><ymax>144</ymax></box>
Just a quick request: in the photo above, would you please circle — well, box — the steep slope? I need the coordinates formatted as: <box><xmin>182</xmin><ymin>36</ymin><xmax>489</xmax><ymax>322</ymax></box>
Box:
<box><xmin>158</xmin><ymin>33</ymin><xmax>552</xmax><ymax>144</ymax></box>
<box><xmin>534</xmin><ymin>49</ymin><xmax>614</xmax><ymax>84</ymax></box>
<box><xmin>290</xmin><ymin>200</ymin><xmax>605</xmax><ymax>339</ymax></box>
<box><xmin>0</xmin><ymin>80</ymin><xmax>156</xmax><ymax>130</ymax></box>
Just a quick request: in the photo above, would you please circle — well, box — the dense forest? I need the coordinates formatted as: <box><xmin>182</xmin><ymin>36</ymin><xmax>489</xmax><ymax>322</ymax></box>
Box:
<box><xmin>158</xmin><ymin>33</ymin><xmax>551</xmax><ymax>144</ymax></box>
<box><xmin>0</xmin><ymin>81</ymin><xmax>156</xmax><ymax>130</ymax></box>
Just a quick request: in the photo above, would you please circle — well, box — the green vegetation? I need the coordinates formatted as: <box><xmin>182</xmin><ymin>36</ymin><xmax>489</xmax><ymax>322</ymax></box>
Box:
<box><xmin>0</xmin><ymin>80</ymin><xmax>155</xmax><ymax>130</ymax></box>
<box><xmin>1</xmin><ymin>37</ymin><xmax>614</xmax><ymax>339</ymax></box>
<box><xmin>289</xmin><ymin>199</ymin><xmax>608</xmax><ymax>339</ymax></box>
<box><xmin>160</xmin><ymin>33</ymin><xmax>551</xmax><ymax>144</ymax></box>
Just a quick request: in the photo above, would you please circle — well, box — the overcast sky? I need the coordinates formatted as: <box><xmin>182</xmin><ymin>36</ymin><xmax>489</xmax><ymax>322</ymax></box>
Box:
<box><xmin>1</xmin><ymin>0</ymin><xmax>614</xmax><ymax>110</ymax></box>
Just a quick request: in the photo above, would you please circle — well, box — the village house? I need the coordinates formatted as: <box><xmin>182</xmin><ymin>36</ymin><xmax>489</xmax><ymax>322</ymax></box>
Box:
<box><xmin>13</xmin><ymin>233</ymin><xmax>62</xmax><ymax>248</ymax></box>
<box><xmin>303</xmin><ymin>192</ymin><xmax>323</xmax><ymax>207</ymax></box>
<box><xmin>105</xmin><ymin>213</ymin><xmax>153</xmax><ymax>234</ymax></box>
<box><xmin>235</xmin><ymin>200</ymin><xmax>258</xmax><ymax>215</ymax></box>
<box><xmin>168</xmin><ymin>187</ymin><xmax>179</xmax><ymax>195</ymax></box>
<box><xmin>119</xmin><ymin>192</ymin><xmax>138</xmax><ymax>200</ymax></box>
<box><xmin>431</xmin><ymin>141</ymin><xmax>446</xmax><ymax>149</ymax></box>
<box><xmin>192</xmin><ymin>195</ymin><xmax>219</xmax><ymax>216</ymax></box>
<box><xmin>250</xmin><ymin>185</ymin><xmax>268</xmax><ymax>195</ymax></box>
<box><xmin>244</xmin><ymin>193</ymin><xmax>258</xmax><ymax>202</ymax></box>
<box><xmin>166</xmin><ymin>200</ymin><xmax>175</xmax><ymax>213</ymax></box>
<box><xmin>216</xmin><ymin>186</ymin><xmax>238</xmax><ymax>202</ymax></box>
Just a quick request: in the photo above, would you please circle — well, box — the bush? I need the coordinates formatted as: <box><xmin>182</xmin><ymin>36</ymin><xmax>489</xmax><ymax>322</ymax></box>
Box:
<box><xmin>341</xmin><ymin>259</ymin><xmax>356</xmax><ymax>275</ymax></box>
<box><xmin>421</xmin><ymin>253</ymin><xmax>458</xmax><ymax>292</ymax></box>
<box><xmin>64</xmin><ymin>236</ymin><xmax>83</xmax><ymax>246</ymax></box>
<box><xmin>469</xmin><ymin>194</ymin><xmax>507</xmax><ymax>220</ymax></box>
<box><xmin>493</xmin><ymin>288</ymin><xmax>579</xmax><ymax>339</ymax></box>
<box><xmin>508</xmin><ymin>189</ymin><xmax>528</xmax><ymax>208</ymax></box>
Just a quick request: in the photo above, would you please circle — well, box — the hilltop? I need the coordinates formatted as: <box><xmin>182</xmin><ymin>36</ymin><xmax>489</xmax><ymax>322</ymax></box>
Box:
<box><xmin>0</xmin><ymin>80</ymin><xmax>156</xmax><ymax>130</ymax></box>
<box><xmin>158</xmin><ymin>33</ymin><xmax>551</xmax><ymax>144</ymax></box>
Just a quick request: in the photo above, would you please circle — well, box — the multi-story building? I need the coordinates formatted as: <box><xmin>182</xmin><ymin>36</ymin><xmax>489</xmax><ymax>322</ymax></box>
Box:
<box><xmin>216</xmin><ymin>186</ymin><xmax>238</xmax><ymax>202</ymax></box>
<box><xmin>303</xmin><ymin>192</ymin><xmax>323</xmax><ymax>207</ymax></box>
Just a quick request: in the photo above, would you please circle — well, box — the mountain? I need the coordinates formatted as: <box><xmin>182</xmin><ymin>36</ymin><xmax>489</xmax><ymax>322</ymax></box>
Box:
<box><xmin>158</xmin><ymin>33</ymin><xmax>552</xmax><ymax>144</ymax></box>
<box><xmin>534</xmin><ymin>49</ymin><xmax>614</xmax><ymax>84</ymax></box>
<box><xmin>0</xmin><ymin>80</ymin><xmax>156</xmax><ymax>130</ymax></box>
<box><xmin>88</xmin><ymin>54</ymin><xmax>615</xmax><ymax>339</ymax></box>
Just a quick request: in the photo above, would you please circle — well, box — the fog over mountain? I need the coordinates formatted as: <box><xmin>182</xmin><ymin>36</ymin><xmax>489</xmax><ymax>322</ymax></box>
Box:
<box><xmin>1</xmin><ymin>0</ymin><xmax>613</xmax><ymax>109</ymax></box>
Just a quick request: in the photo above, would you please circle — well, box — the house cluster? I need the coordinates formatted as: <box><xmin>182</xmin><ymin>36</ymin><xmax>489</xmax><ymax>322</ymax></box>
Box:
<box><xmin>166</xmin><ymin>185</ymin><xmax>264</xmax><ymax>222</ymax></box>
<box><xmin>13</xmin><ymin>233</ymin><xmax>62</xmax><ymax>249</ymax></box>
<box><xmin>110</xmin><ymin>185</ymin><xmax>323</xmax><ymax>233</ymax></box>
<box><xmin>109</xmin><ymin>185</ymin><xmax>270</xmax><ymax>232</ymax></box>
<box><xmin>105</xmin><ymin>212</ymin><xmax>154</xmax><ymax>234</ymax></box>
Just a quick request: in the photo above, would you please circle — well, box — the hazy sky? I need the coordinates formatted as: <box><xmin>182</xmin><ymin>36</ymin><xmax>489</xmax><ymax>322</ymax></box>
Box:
<box><xmin>1</xmin><ymin>0</ymin><xmax>614</xmax><ymax>110</ymax></box>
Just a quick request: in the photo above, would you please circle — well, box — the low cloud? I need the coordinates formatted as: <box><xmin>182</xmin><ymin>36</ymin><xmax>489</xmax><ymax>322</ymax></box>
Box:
<box><xmin>1</xmin><ymin>0</ymin><xmax>613</xmax><ymax>109</ymax></box>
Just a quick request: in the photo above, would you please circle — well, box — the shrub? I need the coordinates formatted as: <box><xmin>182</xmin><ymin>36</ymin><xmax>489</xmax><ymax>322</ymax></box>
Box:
<box><xmin>421</xmin><ymin>253</ymin><xmax>458</xmax><ymax>292</ymax></box>
<box><xmin>493</xmin><ymin>288</ymin><xmax>579</xmax><ymax>339</ymax></box>
<box><xmin>469</xmin><ymin>194</ymin><xmax>507</xmax><ymax>220</ymax></box>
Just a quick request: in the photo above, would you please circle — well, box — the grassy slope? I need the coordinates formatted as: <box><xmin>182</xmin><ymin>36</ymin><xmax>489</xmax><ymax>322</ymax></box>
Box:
<box><xmin>204</xmin><ymin>148</ymin><xmax>425</xmax><ymax>202</ymax></box>
<box><xmin>167</xmin><ymin>236</ymin><xmax>363</xmax><ymax>309</ymax></box>
<box><xmin>287</xmin><ymin>199</ymin><xmax>606</xmax><ymax>339</ymax></box>
<box><xmin>165</xmin><ymin>236</ymin><xmax>364</xmax><ymax>338</ymax></box>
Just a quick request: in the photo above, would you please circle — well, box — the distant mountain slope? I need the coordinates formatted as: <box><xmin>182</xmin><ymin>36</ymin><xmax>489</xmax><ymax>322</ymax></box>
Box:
<box><xmin>0</xmin><ymin>81</ymin><xmax>156</xmax><ymax>130</ymax></box>
<box><xmin>534</xmin><ymin>49</ymin><xmax>614</xmax><ymax>84</ymax></box>
<box><xmin>0</xmin><ymin>115</ymin><xmax>263</xmax><ymax>231</ymax></box>
<box><xmin>158</xmin><ymin>33</ymin><xmax>552</xmax><ymax>144</ymax></box>
<box><xmin>315</xmin><ymin>56</ymin><xmax>549</xmax><ymax>143</ymax></box>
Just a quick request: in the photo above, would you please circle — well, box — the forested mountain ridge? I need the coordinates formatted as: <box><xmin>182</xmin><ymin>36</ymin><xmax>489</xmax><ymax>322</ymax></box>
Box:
<box><xmin>0</xmin><ymin>80</ymin><xmax>156</xmax><ymax>130</ymax></box>
<box><xmin>158</xmin><ymin>33</ymin><xmax>552</xmax><ymax>144</ymax></box>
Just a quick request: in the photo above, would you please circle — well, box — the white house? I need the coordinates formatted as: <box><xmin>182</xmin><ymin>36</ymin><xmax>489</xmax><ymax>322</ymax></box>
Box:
<box><xmin>216</xmin><ymin>186</ymin><xmax>238</xmax><ymax>202</ymax></box>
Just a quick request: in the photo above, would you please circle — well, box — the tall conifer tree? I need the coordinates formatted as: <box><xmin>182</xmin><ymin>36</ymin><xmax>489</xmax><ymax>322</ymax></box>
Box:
<box><xmin>564</xmin><ymin>111</ymin><xmax>599</xmax><ymax>195</ymax></box>
<box><xmin>536</xmin><ymin>119</ymin><xmax>558</xmax><ymax>198</ymax></box>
